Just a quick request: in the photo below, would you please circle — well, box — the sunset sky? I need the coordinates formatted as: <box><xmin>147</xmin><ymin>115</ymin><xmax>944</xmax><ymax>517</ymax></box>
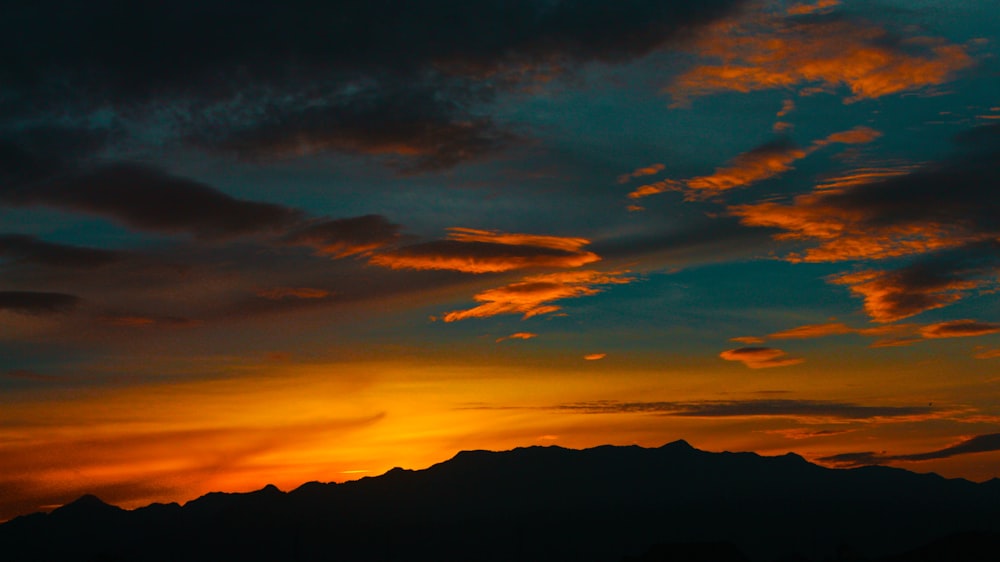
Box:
<box><xmin>2</xmin><ymin>0</ymin><xmax>999</xmax><ymax>521</ymax></box>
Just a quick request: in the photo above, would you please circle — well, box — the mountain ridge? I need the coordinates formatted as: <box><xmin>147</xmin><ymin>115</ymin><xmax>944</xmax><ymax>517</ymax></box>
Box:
<box><xmin>2</xmin><ymin>441</ymin><xmax>998</xmax><ymax>561</ymax></box>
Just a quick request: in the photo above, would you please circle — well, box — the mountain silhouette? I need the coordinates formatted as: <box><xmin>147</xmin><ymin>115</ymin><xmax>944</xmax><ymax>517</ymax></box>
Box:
<box><xmin>1</xmin><ymin>441</ymin><xmax>998</xmax><ymax>561</ymax></box>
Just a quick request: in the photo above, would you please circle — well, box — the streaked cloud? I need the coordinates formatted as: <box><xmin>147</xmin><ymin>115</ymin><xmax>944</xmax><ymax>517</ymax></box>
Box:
<box><xmin>495</xmin><ymin>332</ymin><xmax>538</xmax><ymax>343</ymax></box>
<box><xmin>974</xmin><ymin>348</ymin><xmax>1000</xmax><ymax>359</ymax></box>
<box><xmin>583</xmin><ymin>353</ymin><xmax>607</xmax><ymax>361</ymax></box>
<box><xmin>282</xmin><ymin>215</ymin><xmax>401</xmax><ymax>258</ymax></box>
<box><xmin>0</xmin><ymin>291</ymin><xmax>81</xmax><ymax>315</ymax></box>
<box><xmin>629</xmin><ymin>127</ymin><xmax>879</xmax><ymax>200</ymax></box>
<box><xmin>920</xmin><ymin>320</ymin><xmax>1000</xmax><ymax>339</ymax></box>
<box><xmin>2</xmin><ymin>164</ymin><xmax>302</xmax><ymax>239</ymax></box>
<box><xmin>617</xmin><ymin>163</ymin><xmax>665</xmax><ymax>184</ymax></box>
<box><xmin>831</xmin><ymin>267</ymin><xmax>983</xmax><ymax>323</ymax></box>
<box><xmin>818</xmin><ymin>433</ymin><xmax>1000</xmax><ymax>467</ymax></box>
<box><xmin>442</xmin><ymin>270</ymin><xmax>633</xmax><ymax>322</ymax></box>
<box><xmin>0</xmin><ymin>234</ymin><xmax>121</xmax><ymax>269</ymax></box>
<box><xmin>764</xmin><ymin>427</ymin><xmax>854</xmax><ymax>440</ymax></box>
<box><xmin>256</xmin><ymin>287</ymin><xmax>332</xmax><ymax>301</ymax></box>
<box><xmin>767</xmin><ymin>322</ymin><xmax>854</xmax><ymax>339</ymax></box>
<box><xmin>668</xmin><ymin>6</ymin><xmax>972</xmax><ymax>105</ymax></box>
<box><xmin>554</xmin><ymin>399</ymin><xmax>938</xmax><ymax>421</ymax></box>
<box><xmin>370</xmin><ymin>228</ymin><xmax>599</xmax><ymax>273</ymax></box>
<box><xmin>719</xmin><ymin>347</ymin><xmax>803</xmax><ymax>369</ymax></box>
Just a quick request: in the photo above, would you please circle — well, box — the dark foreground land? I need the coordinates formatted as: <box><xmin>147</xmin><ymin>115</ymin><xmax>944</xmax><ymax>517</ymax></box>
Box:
<box><xmin>2</xmin><ymin>441</ymin><xmax>999</xmax><ymax>561</ymax></box>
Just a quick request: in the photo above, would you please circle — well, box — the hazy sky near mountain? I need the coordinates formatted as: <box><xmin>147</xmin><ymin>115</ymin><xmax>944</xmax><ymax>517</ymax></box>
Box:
<box><xmin>1</xmin><ymin>0</ymin><xmax>999</xmax><ymax>520</ymax></box>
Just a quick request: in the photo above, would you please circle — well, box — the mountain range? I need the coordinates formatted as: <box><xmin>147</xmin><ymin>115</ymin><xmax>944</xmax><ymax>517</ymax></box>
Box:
<box><xmin>2</xmin><ymin>441</ymin><xmax>999</xmax><ymax>561</ymax></box>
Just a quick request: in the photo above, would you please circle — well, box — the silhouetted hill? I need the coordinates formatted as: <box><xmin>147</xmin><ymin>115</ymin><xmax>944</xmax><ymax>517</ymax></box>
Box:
<box><xmin>1</xmin><ymin>441</ymin><xmax>998</xmax><ymax>561</ymax></box>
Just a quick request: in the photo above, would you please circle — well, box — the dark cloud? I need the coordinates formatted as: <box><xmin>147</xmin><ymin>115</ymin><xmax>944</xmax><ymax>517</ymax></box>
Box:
<box><xmin>553</xmin><ymin>399</ymin><xmax>937</xmax><ymax>420</ymax></box>
<box><xmin>0</xmin><ymin>291</ymin><xmax>80</xmax><ymax>314</ymax></box>
<box><xmin>283</xmin><ymin>215</ymin><xmax>402</xmax><ymax>258</ymax></box>
<box><xmin>1</xmin><ymin>0</ymin><xmax>744</xmax><ymax>170</ymax></box>
<box><xmin>818</xmin><ymin>433</ymin><xmax>1000</xmax><ymax>467</ymax></box>
<box><xmin>198</xmin><ymin>83</ymin><xmax>516</xmax><ymax>173</ymax></box>
<box><xmin>2</xmin><ymin>163</ymin><xmax>303</xmax><ymax>238</ymax></box>
<box><xmin>920</xmin><ymin>320</ymin><xmax>1000</xmax><ymax>339</ymax></box>
<box><xmin>0</xmin><ymin>234</ymin><xmax>121</xmax><ymax>268</ymax></box>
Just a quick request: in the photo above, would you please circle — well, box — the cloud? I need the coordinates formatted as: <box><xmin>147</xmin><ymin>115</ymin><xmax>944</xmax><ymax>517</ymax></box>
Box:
<box><xmin>370</xmin><ymin>228</ymin><xmax>600</xmax><ymax>273</ymax></box>
<box><xmin>920</xmin><ymin>320</ymin><xmax>1000</xmax><ymax>339</ymax></box>
<box><xmin>0</xmin><ymin>291</ymin><xmax>80</xmax><ymax>314</ymax></box>
<box><xmin>617</xmin><ymin>163</ymin><xmax>665</xmax><ymax>184</ymax></box>
<box><xmin>442</xmin><ymin>270</ymin><xmax>633</xmax><ymax>322</ymax></box>
<box><xmin>496</xmin><ymin>332</ymin><xmax>537</xmax><ymax>343</ymax></box>
<box><xmin>731</xmin><ymin>336</ymin><xmax>765</xmax><ymax>344</ymax></box>
<box><xmin>554</xmin><ymin>399</ymin><xmax>938</xmax><ymax>421</ymax></box>
<box><xmin>629</xmin><ymin>127</ymin><xmax>880</xmax><ymax>200</ymax></box>
<box><xmin>282</xmin><ymin>215</ymin><xmax>401</xmax><ymax>258</ymax></box>
<box><xmin>764</xmin><ymin>427</ymin><xmax>854</xmax><ymax>440</ymax></box>
<box><xmin>767</xmin><ymin>322</ymin><xmax>854</xmax><ymax>339</ymax></box>
<box><xmin>667</xmin><ymin>6</ymin><xmax>972</xmax><ymax>105</ymax></box>
<box><xmin>255</xmin><ymin>287</ymin><xmax>332</xmax><ymax>301</ymax></box>
<box><xmin>731</xmin><ymin>126</ymin><xmax>1000</xmax><ymax>321</ymax></box>
<box><xmin>975</xmin><ymin>348</ymin><xmax>1000</xmax><ymax>359</ymax></box>
<box><xmin>583</xmin><ymin>353</ymin><xmax>607</xmax><ymax>361</ymax></box>
<box><xmin>0</xmin><ymin>234</ymin><xmax>121</xmax><ymax>268</ymax></box>
<box><xmin>818</xmin><ymin>433</ymin><xmax>1000</xmax><ymax>467</ymax></box>
<box><xmin>2</xmin><ymin>163</ymin><xmax>302</xmax><ymax>239</ymax></box>
<box><xmin>99</xmin><ymin>314</ymin><xmax>200</xmax><ymax>328</ymax></box>
<box><xmin>786</xmin><ymin>0</ymin><xmax>840</xmax><ymax>16</ymax></box>
<box><xmin>719</xmin><ymin>347</ymin><xmax>804</xmax><ymax>369</ymax></box>
<box><xmin>830</xmin><ymin>263</ymin><xmax>986</xmax><ymax>323</ymax></box>
<box><xmin>3</xmin><ymin>0</ymin><xmax>744</xmax><ymax>171</ymax></box>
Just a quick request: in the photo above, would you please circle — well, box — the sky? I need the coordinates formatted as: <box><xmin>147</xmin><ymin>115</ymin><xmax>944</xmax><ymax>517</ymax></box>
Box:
<box><xmin>1</xmin><ymin>0</ymin><xmax>999</xmax><ymax>521</ymax></box>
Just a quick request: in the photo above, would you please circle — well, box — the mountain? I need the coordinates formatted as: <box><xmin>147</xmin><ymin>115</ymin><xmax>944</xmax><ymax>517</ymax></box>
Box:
<box><xmin>1</xmin><ymin>441</ymin><xmax>998</xmax><ymax>561</ymax></box>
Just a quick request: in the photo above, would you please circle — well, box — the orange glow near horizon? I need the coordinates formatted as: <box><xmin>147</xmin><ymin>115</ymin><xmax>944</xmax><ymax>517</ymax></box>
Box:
<box><xmin>2</xmin><ymin>353</ymin><xmax>999</xmax><ymax>520</ymax></box>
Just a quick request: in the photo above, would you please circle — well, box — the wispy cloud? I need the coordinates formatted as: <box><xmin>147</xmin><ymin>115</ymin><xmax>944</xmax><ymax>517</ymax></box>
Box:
<box><xmin>818</xmin><ymin>433</ymin><xmax>1000</xmax><ymax>467</ymax></box>
<box><xmin>553</xmin><ymin>399</ymin><xmax>938</xmax><ymax>422</ymax></box>
<box><xmin>0</xmin><ymin>291</ymin><xmax>81</xmax><ymax>315</ymax></box>
<box><xmin>0</xmin><ymin>234</ymin><xmax>122</xmax><ymax>268</ymax></box>
<box><xmin>667</xmin><ymin>6</ymin><xmax>972</xmax><ymax>105</ymax></box>
<box><xmin>442</xmin><ymin>270</ymin><xmax>633</xmax><ymax>322</ymax></box>
<box><xmin>282</xmin><ymin>215</ymin><xmax>401</xmax><ymax>258</ymax></box>
<box><xmin>629</xmin><ymin>127</ymin><xmax>879</xmax><ymax>200</ymax></box>
<box><xmin>583</xmin><ymin>353</ymin><xmax>607</xmax><ymax>361</ymax></box>
<box><xmin>256</xmin><ymin>287</ymin><xmax>332</xmax><ymax>301</ymax></box>
<box><xmin>370</xmin><ymin>228</ymin><xmax>600</xmax><ymax>273</ymax></box>
<box><xmin>496</xmin><ymin>332</ymin><xmax>537</xmax><ymax>343</ymax></box>
<box><xmin>920</xmin><ymin>320</ymin><xmax>1000</xmax><ymax>339</ymax></box>
<box><xmin>617</xmin><ymin>163</ymin><xmax>665</xmax><ymax>184</ymax></box>
<box><xmin>719</xmin><ymin>347</ymin><xmax>804</xmax><ymax>369</ymax></box>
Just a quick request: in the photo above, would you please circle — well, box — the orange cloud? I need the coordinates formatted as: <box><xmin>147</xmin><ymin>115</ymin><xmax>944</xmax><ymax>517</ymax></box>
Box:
<box><xmin>786</xmin><ymin>0</ymin><xmax>840</xmax><ymax>16</ymax></box>
<box><xmin>667</xmin><ymin>9</ymin><xmax>972</xmax><ymax>105</ymax></box>
<box><xmin>442</xmin><ymin>270</ymin><xmax>633</xmax><ymax>322</ymax></box>
<box><xmin>731</xmin><ymin>336</ymin><xmax>765</xmax><ymax>344</ymax></box>
<box><xmin>764</xmin><ymin>427</ymin><xmax>854</xmax><ymax>440</ymax></box>
<box><xmin>495</xmin><ymin>332</ymin><xmax>538</xmax><ymax>343</ymax></box>
<box><xmin>830</xmin><ymin>269</ymin><xmax>980</xmax><ymax>323</ymax></box>
<box><xmin>869</xmin><ymin>337</ymin><xmax>922</xmax><ymax>348</ymax></box>
<box><xmin>283</xmin><ymin>215</ymin><xmax>401</xmax><ymax>259</ymax></box>
<box><xmin>583</xmin><ymin>353</ymin><xmax>607</xmax><ymax>361</ymax></box>
<box><xmin>617</xmin><ymin>163</ymin><xmax>665</xmax><ymax>184</ymax></box>
<box><xmin>730</xmin><ymin>191</ymin><xmax>968</xmax><ymax>264</ymax></box>
<box><xmin>370</xmin><ymin>228</ymin><xmax>600</xmax><ymax>273</ymax></box>
<box><xmin>719</xmin><ymin>347</ymin><xmax>804</xmax><ymax>369</ymax></box>
<box><xmin>920</xmin><ymin>320</ymin><xmax>1000</xmax><ymax>339</ymax></box>
<box><xmin>256</xmin><ymin>287</ymin><xmax>331</xmax><ymax>300</ymax></box>
<box><xmin>974</xmin><ymin>348</ymin><xmax>1000</xmax><ymax>359</ymax></box>
<box><xmin>630</xmin><ymin>128</ymin><xmax>879</xmax><ymax>200</ymax></box>
<box><xmin>768</xmin><ymin>322</ymin><xmax>854</xmax><ymax>339</ymax></box>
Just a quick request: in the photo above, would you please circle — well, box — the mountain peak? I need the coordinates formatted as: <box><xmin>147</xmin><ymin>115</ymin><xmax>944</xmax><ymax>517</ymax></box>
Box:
<box><xmin>660</xmin><ymin>439</ymin><xmax>695</xmax><ymax>450</ymax></box>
